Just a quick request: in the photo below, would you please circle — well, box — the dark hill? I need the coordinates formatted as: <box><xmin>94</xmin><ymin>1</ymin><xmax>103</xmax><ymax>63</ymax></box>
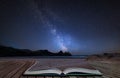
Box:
<box><xmin>0</xmin><ymin>45</ymin><xmax>72</xmax><ymax>57</ymax></box>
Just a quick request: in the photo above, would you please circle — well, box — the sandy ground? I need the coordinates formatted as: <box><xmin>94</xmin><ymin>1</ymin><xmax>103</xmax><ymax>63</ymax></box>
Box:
<box><xmin>29</xmin><ymin>59</ymin><xmax>95</xmax><ymax>71</ymax></box>
<box><xmin>88</xmin><ymin>60</ymin><xmax>120</xmax><ymax>78</ymax></box>
<box><xmin>0</xmin><ymin>59</ymin><xmax>35</xmax><ymax>78</ymax></box>
<box><xmin>0</xmin><ymin>58</ymin><xmax>119</xmax><ymax>78</ymax></box>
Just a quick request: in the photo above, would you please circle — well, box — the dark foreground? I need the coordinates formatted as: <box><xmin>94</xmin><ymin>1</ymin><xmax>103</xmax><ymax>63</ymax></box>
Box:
<box><xmin>0</xmin><ymin>58</ymin><xmax>119</xmax><ymax>78</ymax></box>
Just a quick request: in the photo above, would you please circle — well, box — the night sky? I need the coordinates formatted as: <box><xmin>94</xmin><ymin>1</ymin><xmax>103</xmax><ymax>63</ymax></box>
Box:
<box><xmin>0</xmin><ymin>0</ymin><xmax>120</xmax><ymax>55</ymax></box>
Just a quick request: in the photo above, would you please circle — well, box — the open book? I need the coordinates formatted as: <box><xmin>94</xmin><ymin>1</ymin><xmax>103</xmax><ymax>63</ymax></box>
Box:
<box><xmin>24</xmin><ymin>67</ymin><xmax>102</xmax><ymax>76</ymax></box>
<box><xmin>24</xmin><ymin>59</ymin><xmax>102</xmax><ymax>76</ymax></box>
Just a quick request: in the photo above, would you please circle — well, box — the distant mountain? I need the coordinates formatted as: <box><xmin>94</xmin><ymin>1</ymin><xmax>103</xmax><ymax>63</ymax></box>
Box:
<box><xmin>0</xmin><ymin>45</ymin><xmax>72</xmax><ymax>57</ymax></box>
<box><xmin>87</xmin><ymin>51</ymin><xmax>120</xmax><ymax>61</ymax></box>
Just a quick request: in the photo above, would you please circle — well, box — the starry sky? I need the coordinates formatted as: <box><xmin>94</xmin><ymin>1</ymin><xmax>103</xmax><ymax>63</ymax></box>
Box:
<box><xmin>0</xmin><ymin>0</ymin><xmax>120</xmax><ymax>55</ymax></box>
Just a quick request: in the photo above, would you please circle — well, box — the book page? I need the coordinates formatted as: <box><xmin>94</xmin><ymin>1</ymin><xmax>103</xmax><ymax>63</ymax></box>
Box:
<box><xmin>63</xmin><ymin>67</ymin><xmax>102</xmax><ymax>75</ymax></box>
<box><xmin>24</xmin><ymin>61</ymin><xmax>62</xmax><ymax>75</ymax></box>
<box><xmin>24</xmin><ymin>68</ymin><xmax>62</xmax><ymax>75</ymax></box>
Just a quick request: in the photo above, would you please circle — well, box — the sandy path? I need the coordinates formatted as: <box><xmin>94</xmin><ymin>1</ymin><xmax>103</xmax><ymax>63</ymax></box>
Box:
<box><xmin>0</xmin><ymin>59</ymin><xmax>35</xmax><ymax>78</ymax></box>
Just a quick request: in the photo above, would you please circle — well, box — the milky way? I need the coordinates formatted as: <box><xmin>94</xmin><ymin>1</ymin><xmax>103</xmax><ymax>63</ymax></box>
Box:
<box><xmin>31</xmin><ymin>0</ymin><xmax>69</xmax><ymax>51</ymax></box>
